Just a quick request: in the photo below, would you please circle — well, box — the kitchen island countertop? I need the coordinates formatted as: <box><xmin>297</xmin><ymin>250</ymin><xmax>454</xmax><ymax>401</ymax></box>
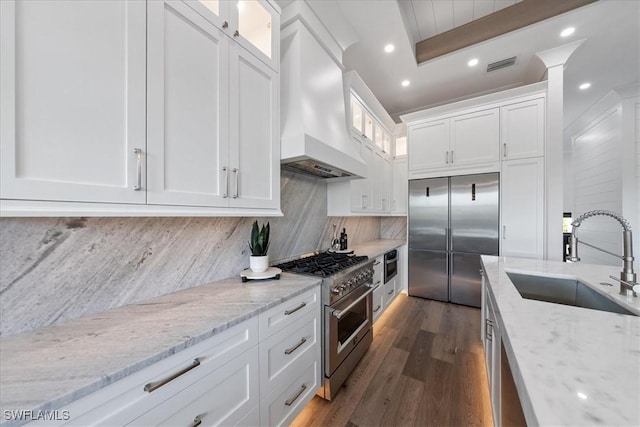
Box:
<box><xmin>0</xmin><ymin>273</ymin><xmax>321</xmax><ymax>422</ymax></box>
<box><xmin>481</xmin><ymin>255</ymin><xmax>640</xmax><ymax>426</ymax></box>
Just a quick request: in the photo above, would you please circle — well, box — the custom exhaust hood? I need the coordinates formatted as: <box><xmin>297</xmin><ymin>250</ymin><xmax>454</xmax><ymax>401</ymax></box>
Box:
<box><xmin>280</xmin><ymin>17</ymin><xmax>366</xmax><ymax>180</ymax></box>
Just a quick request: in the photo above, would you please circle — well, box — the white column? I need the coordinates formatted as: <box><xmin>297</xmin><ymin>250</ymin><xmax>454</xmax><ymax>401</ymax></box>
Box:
<box><xmin>536</xmin><ymin>40</ymin><xmax>585</xmax><ymax>261</ymax></box>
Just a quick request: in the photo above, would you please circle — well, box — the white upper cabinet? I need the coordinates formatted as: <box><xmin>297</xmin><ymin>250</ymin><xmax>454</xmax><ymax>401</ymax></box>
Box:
<box><xmin>500</xmin><ymin>98</ymin><xmax>545</xmax><ymax>160</ymax></box>
<box><xmin>408</xmin><ymin>119</ymin><xmax>450</xmax><ymax>171</ymax></box>
<box><xmin>1</xmin><ymin>0</ymin><xmax>280</xmax><ymax>216</ymax></box>
<box><xmin>408</xmin><ymin>108</ymin><xmax>499</xmax><ymax>177</ymax></box>
<box><xmin>148</xmin><ymin>0</ymin><xmax>279</xmax><ymax>210</ymax></box>
<box><xmin>450</xmin><ymin>109</ymin><xmax>500</xmax><ymax>167</ymax></box>
<box><xmin>146</xmin><ymin>1</ymin><xmax>230</xmax><ymax>207</ymax></box>
<box><xmin>189</xmin><ymin>0</ymin><xmax>279</xmax><ymax>71</ymax></box>
<box><xmin>229</xmin><ymin>43</ymin><xmax>279</xmax><ymax>209</ymax></box>
<box><xmin>392</xmin><ymin>158</ymin><xmax>408</xmax><ymax>214</ymax></box>
<box><xmin>0</xmin><ymin>0</ymin><xmax>147</xmax><ymax>204</ymax></box>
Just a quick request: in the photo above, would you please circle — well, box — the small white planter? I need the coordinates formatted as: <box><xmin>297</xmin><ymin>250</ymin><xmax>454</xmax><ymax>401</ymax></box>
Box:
<box><xmin>250</xmin><ymin>255</ymin><xmax>269</xmax><ymax>273</ymax></box>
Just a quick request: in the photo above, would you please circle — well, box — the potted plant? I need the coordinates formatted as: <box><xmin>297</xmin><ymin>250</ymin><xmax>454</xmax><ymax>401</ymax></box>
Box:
<box><xmin>249</xmin><ymin>220</ymin><xmax>270</xmax><ymax>273</ymax></box>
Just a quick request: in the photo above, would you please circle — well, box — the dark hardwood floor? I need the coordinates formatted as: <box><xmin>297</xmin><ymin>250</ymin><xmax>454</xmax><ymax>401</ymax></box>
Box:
<box><xmin>291</xmin><ymin>294</ymin><xmax>493</xmax><ymax>427</ymax></box>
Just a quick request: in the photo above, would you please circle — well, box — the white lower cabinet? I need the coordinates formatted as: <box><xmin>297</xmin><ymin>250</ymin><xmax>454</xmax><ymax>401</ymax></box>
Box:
<box><xmin>482</xmin><ymin>274</ymin><xmax>501</xmax><ymax>427</ymax></box>
<box><xmin>372</xmin><ymin>284</ymin><xmax>385</xmax><ymax>323</ymax></box>
<box><xmin>45</xmin><ymin>286</ymin><xmax>321</xmax><ymax>427</ymax></box>
<box><xmin>258</xmin><ymin>287</ymin><xmax>321</xmax><ymax>426</ymax></box>
<box><xmin>128</xmin><ymin>349</ymin><xmax>260</xmax><ymax>427</ymax></box>
<box><xmin>56</xmin><ymin>317</ymin><xmax>260</xmax><ymax>427</ymax></box>
<box><xmin>371</xmin><ymin>252</ymin><xmax>401</xmax><ymax>325</ymax></box>
<box><xmin>383</xmin><ymin>276</ymin><xmax>397</xmax><ymax>306</ymax></box>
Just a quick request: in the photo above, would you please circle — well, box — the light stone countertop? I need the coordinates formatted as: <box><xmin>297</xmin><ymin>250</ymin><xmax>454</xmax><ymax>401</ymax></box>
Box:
<box><xmin>350</xmin><ymin>239</ymin><xmax>405</xmax><ymax>259</ymax></box>
<box><xmin>0</xmin><ymin>273</ymin><xmax>321</xmax><ymax>422</ymax></box>
<box><xmin>481</xmin><ymin>256</ymin><xmax>640</xmax><ymax>426</ymax></box>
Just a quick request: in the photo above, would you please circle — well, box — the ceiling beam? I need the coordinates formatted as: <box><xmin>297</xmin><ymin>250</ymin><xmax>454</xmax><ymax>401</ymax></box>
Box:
<box><xmin>415</xmin><ymin>0</ymin><xmax>598</xmax><ymax>64</ymax></box>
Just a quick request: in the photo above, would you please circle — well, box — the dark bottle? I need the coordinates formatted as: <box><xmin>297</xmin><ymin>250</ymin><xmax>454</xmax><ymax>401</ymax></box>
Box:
<box><xmin>340</xmin><ymin>228</ymin><xmax>348</xmax><ymax>250</ymax></box>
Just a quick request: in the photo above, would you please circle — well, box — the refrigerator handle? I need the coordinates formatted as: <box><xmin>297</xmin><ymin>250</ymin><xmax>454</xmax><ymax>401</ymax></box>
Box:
<box><xmin>471</xmin><ymin>183</ymin><xmax>476</xmax><ymax>201</ymax></box>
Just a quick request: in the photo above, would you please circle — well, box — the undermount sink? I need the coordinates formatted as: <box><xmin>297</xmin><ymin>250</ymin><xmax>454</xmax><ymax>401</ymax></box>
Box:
<box><xmin>506</xmin><ymin>272</ymin><xmax>637</xmax><ymax>316</ymax></box>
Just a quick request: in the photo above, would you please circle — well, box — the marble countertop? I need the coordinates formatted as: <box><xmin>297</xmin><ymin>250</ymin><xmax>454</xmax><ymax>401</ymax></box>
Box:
<box><xmin>481</xmin><ymin>256</ymin><xmax>640</xmax><ymax>426</ymax></box>
<box><xmin>350</xmin><ymin>239</ymin><xmax>405</xmax><ymax>259</ymax></box>
<box><xmin>0</xmin><ymin>273</ymin><xmax>321</xmax><ymax>421</ymax></box>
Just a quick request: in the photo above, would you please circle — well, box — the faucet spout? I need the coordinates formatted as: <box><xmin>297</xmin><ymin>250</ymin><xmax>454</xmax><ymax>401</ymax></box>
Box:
<box><xmin>568</xmin><ymin>210</ymin><xmax>636</xmax><ymax>295</ymax></box>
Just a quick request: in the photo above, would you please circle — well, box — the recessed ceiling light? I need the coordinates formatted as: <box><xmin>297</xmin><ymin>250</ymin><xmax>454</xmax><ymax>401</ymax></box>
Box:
<box><xmin>401</xmin><ymin>80</ymin><xmax>410</xmax><ymax>87</ymax></box>
<box><xmin>560</xmin><ymin>27</ymin><xmax>575</xmax><ymax>37</ymax></box>
<box><xmin>579</xmin><ymin>82</ymin><xmax>591</xmax><ymax>90</ymax></box>
<box><xmin>468</xmin><ymin>58</ymin><xmax>479</xmax><ymax>67</ymax></box>
<box><xmin>384</xmin><ymin>44</ymin><xmax>395</xmax><ymax>53</ymax></box>
<box><xmin>577</xmin><ymin>392</ymin><xmax>588</xmax><ymax>400</ymax></box>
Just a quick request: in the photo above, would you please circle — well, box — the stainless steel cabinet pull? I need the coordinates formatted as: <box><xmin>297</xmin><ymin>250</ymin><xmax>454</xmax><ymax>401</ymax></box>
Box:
<box><xmin>375</xmin><ymin>280</ymin><xmax>381</xmax><ymax>285</ymax></box>
<box><xmin>144</xmin><ymin>358</ymin><xmax>200</xmax><ymax>393</ymax></box>
<box><xmin>373</xmin><ymin>261</ymin><xmax>381</xmax><ymax>266</ymax></box>
<box><xmin>190</xmin><ymin>416</ymin><xmax>202</xmax><ymax>427</ymax></box>
<box><xmin>284</xmin><ymin>384</ymin><xmax>307</xmax><ymax>406</ymax></box>
<box><xmin>373</xmin><ymin>305</ymin><xmax>381</xmax><ymax>313</ymax></box>
<box><xmin>232</xmin><ymin>168</ymin><xmax>238</xmax><ymax>198</ymax></box>
<box><xmin>333</xmin><ymin>287</ymin><xmax>375</xmax><ymax>319</ymax></box>
<box><xmin>503</xmin><ymin>225</ymin><xmax>506</xmax><ymax>239</ymax></box>
<box><xmin>233</xmin><ymin>30</ymin><xmax>240</xmax><ymax>37</ymax></box>
<box><xmin>503</xmin><ymin>142</ymin><xmax>507</xmax><ymax>158</ymax></box>
<box><xmin>222</xmin><ymin>166</ymin><xmax>229</xmax><ymax>198</ymax></box>
<box><xmin>450</xmin><ymin>150</ymin><xmax>454</xmax><ymax>163</ymax></box>
<box><xmin>387</xmin><ymin>289</ymin><xmax>394</xmax><ymax>295</ymax></box>
<box><xmin>222</xmin><ymin>21</ymin><xmax>228</xmax><ymax>29</ymax></box>
<box><xmin>284</xmin><ymin>302</ymin><xmax>306</xmax><ymax>315</ymax></box>
<box><xmin>133</xmin><ymin>148</ymin><xmax>142</xmax><ymax>191</ymax></box>
<box><xmin>485</xmin><ymin>319</ymin><xmax>493</xmax><ymax>341</ymax></box>
<box><xmin>284</xmin><ymin>337</ymin><xmax>307</xmax><ymax>355</ymax></box>
<box><xmin>445</xmin><ymin>151</ymin><xmax>449</xmax><ymax>164</ymax></box>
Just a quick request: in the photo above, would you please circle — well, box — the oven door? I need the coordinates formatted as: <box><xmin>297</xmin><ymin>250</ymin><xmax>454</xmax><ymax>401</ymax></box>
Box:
<box><xmin>325</xmin><ymin>284</ymin><xmax>374</xmax><ymax>376</ymax></box>
<box><xmin>384</xmin><ymin>249</ymin><xmax>398</xmax><ymax>283</ymax></box>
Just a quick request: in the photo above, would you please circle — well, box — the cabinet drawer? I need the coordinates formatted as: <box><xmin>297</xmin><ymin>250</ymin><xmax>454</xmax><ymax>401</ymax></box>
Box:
<box><xmin>259</xmin><ymin>310</ymin><xmax>320</xmax><ymax>395</ymax></box>
<box><xmin>372</xmin><ymin>256</ymin><xmax>383</xmax><ymax>287</ymax></box>
<box><xmin>127</xmin><ymin>349</ymin><xmax>259</xmax><ymax>426</ymax></box>
<box><xmin>61</xmin><ymin>317</ymin><xmax>258</xmax><ymax>426</ymax></box>
<box><xmin>383</xmin><ymin>278</ymin><xmax>396</xmax><ymax>306</ymax></box>
<box><xmin>260</xmin><ymin>357</ymin><xmax>320</xmax><ymax>427</ymax></box>
<box><xmin>372</xmin><ymin>284</ymin><xmax>385</xmax><ymax>323</ymax></box>
<box><xmin>259</xmin><ymin>286</ymin><xmax>320</xmax><ymax>339</ymax></box>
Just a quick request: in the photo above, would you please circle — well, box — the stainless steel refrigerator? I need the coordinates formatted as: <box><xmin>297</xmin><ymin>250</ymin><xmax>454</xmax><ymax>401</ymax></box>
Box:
<box><xmin>408</xmin><ymin>173</ymin><xmax>499</xmax><ymax>307</ymax></box>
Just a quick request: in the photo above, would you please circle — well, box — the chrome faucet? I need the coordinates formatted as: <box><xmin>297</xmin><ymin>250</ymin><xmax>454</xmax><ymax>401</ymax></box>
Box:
<box><xmin>568</xmin><ymin>210</ymin><xmax>638</xmax><ymax>296</ymax></box>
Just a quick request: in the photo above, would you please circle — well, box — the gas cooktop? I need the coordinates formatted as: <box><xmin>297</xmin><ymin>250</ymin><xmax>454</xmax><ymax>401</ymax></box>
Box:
<box><xmin>274</xmin><ymin>252</ymin><xmax>368</xmax><ymax>277</ymax></box>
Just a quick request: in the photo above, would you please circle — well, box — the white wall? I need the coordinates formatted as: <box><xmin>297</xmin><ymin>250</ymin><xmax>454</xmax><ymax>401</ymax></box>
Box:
<box><xmin>566</xmin><ymin>87</ymin><xmax>639</xmax><ymax>270</ymax></box>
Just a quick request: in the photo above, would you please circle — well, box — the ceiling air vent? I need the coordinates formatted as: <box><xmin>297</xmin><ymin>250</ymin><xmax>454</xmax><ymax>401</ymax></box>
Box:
<box><xmin>486</xmin><ymin>56</ymin><xmax>517</xmax><ymax>72</ymax></box>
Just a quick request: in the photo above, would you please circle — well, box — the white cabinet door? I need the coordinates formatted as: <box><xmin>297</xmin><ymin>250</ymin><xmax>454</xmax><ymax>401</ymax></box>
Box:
<box><xmin>501</xmin><ymin>157</ymin><xmax>544</xmax><ymax>259</ymax></box>
<box><xmin>450</xmin><ymin>108</ymin><xmax>500</xmax><ymax>167</ymax></box>
<box><xmin>360</xmin><ymin>143</ymin><xmax>374</xmax><ymax>211</ymax></box>
<box><xmin>408</xmin><ymin>119</ymin><xmax>449</xmax><ymax>172</ymax></box>
<box><xmin>228</xmin><ymin>0</ymin><xmax>280</xmax><ymax>71</ymax></box>
<box><xmin>146</xmin><ymin>1</ymin><xmax>230</xmax><ymax>207</ymax></box>
<box><xmin>501</xmin><ymin>98</ymin><xmax>545</xmax><ymax>160</ymax></box>
<box><xmin>0</xmin><ymin>0</ymin><xmax>146</xmax><ymax>204</ymax></box>
<box><xmin>392</xmin><ymin>158</ymin><xmax>408</xmax><ymax>214</ymax></box>
<box><xmin>350</xmin><ymin>140</ymin><xmax>366</xmax><ymax>212</ymax></box>
<box><xmin>229</xmin><ymin>43</ymin><xmax>279</xmax><ymax>209</ymax></box>
<box><xmin>370</xmin><ymin>151</ymin><xmax>384</xmax><ymax>212</ymax></box>
<box><xmin>381</xmin><ymin>157</ymin><xmax>392</xmax><ymax>213</ymax></box>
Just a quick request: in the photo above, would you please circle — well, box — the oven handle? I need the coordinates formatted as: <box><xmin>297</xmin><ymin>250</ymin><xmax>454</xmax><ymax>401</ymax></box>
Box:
<box><xmin>385</xmin><ymin>257</ymin><xmax>397</xmax><ymax>264</ymax></box>
<box><xmin>332</xmin><ymin>286</ymin><xmax>376</xmax><ymax>320</ymax></box>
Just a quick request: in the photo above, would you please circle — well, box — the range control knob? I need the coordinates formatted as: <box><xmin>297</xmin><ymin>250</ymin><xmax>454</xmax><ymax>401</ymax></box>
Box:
<box><xmin>331</xmin><ymin>287</ymin><xmax>341</xmax><ymax>295</ymax></box>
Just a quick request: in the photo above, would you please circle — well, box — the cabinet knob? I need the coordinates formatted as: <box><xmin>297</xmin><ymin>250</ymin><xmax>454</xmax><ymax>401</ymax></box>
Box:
<box><xmin>233</xmin><ymin>30</ymin><xmax>240</xmax><ymax>37</ymax></box>
<box><xmin>222</xmin><ymin>21</ymin><xmax>228</xmax><ymax>29</ymax></box>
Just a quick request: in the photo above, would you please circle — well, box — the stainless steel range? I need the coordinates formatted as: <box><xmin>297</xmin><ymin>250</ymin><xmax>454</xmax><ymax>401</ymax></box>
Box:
<box><xmin>275</xmin><ymin>252</ymin><xmax>375</xmax><ymax>400</ymax></box>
